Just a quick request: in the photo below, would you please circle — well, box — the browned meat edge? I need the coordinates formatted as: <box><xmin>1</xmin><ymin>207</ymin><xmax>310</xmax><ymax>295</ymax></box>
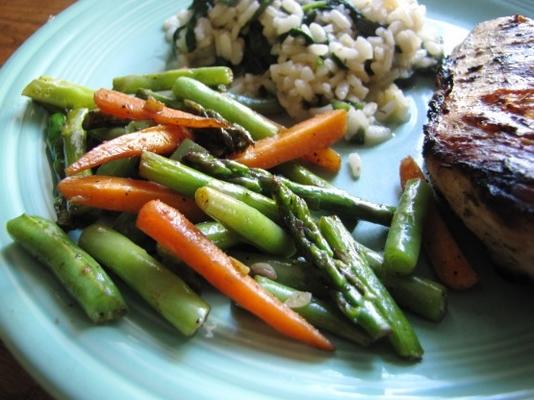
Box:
<box><xmin>423</xmin><ymin>15</ymin><xmax>534</xmax><ymax>224</ymax></box>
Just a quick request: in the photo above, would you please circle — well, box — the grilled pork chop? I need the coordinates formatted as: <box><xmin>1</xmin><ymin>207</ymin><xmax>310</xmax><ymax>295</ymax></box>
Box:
<box><xmin>423</xmin><ymin>15</ymin><xmax>534</xmax><ymax>277</ymax></box>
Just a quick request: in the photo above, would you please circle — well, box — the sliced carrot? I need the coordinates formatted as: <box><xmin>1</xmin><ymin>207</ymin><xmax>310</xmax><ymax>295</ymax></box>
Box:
<box><xmin>136</xmin><ymin>200</ymin><xmax>334</xmax><ymax>351</ymax></box>
<box><xmin>301</xmin><ymin>147</ymin><xmax>342</xmax><ymax>172</ymax></box>
<box><xmin>399</xmin><ymin>156</ymin><xmax>426</xmax><ymax>190</ymax></box>
<box><xmin>58</xmin><ymin>175</ymin><xmax>204</xmax><ymax>221</ymax></box>
<box><xmin>65</xmin><ymin>125</ymin><xmax>189</xmax><ymax>176</ymax></box>
<box><xmin>94</xmin><ymin>88</ymin><xmax>227</xmax><ymax>129</ymax></box>
<box><xmin>400</xmin><ymin>156</ymin><xmax>479</xmax><ymax>290</ymax></box>
<box><xmin>233</xmin><ymin>110</ymin><xmax>347</xmax><ymax>170</ymax></box>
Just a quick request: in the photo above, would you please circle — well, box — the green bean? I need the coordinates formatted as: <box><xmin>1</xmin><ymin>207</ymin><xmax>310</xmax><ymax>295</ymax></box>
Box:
<box><xmin>195</xmin><ymin>187</ymin><xmax>295</xmax><ymax>257</ymax></box>
<box><xmin>113</xmin><ymin>67</ymin><xmax>233</xmax><ymax>93</ymax></box>
<box><xmin>87</xmin><ymin>127</ymin><xmax>127</xmax><ymax>141</ymax></box>
<box><xmin>6</xmin><ymin>215</ymin><xmax>127</xmax><ymax>323</ymax></box>
<box><xmin>45</xmin><ymin>113</ymin><xmax>72</xmax><ymax>226</ymax></box>
<box><xmin>82</xmin><ymin>111</ymin><xmax>128</xmax><ymax>130</ymax></box>
<box><xmin>96</xmin><ymin>158</ymin><xmax>138</xmax><ymax>178</ymax></box>
<box><xmin>155</xmin><ymin>243</ymin><xmax>205</xmax><ymax>291</ymax></box>
<box><xmin>22</xmin><ymin>76</ymin><xmax>95</xmax><ymax>109</ymax></box>
<box><xmin>382</xmin><ymin>274</ymin><xmax>447</xmax><ymax>322</ymax></box>
<box><xmin>173</xmin><ymin>76</ymin><xmax>279</xmax><ymax>139</ymax></box>
<box><xmin>225</xmin><ymin>92</ymin><xmax>283</xmax><ymax>115</ymax></box>
<box><xmin>61</xmin><ymin>108</ymin><xmax>95</xmax><ymax>220</ymax></box>
<box><xmin>139</xmin><ymin>151</ymin><xmax>280</xmax><ymax>222</ymax></box>
<box><xmin>62</xmin><ymin>108</ymin><xmax>91</xmax><ymax>176</ymax></box>
<box><xmin>158</xmin><ymin>221</ymin><xmax>245</xmax><ymax>259</ymax></box>
<box><xmin>46</xmin><ymin>113</ymin><xmax>67</xmax><ymax>181</ymax></box>
<box><xmin>125</xmin><ymin>120</ymin><xmax>155</xmax><ymax>133</ymax></box>
<box><xmin>79</xmin><ymin>224</ymin><xmax>210</xmax><ymax>335</ymax></box>
<box><xmin>112</xmin><ymin>212</ymin><xmax>155</xmax><ymax>251</ymax></box>
<box><xmin>88</xmin><ymin>120</ymin><xmax>155</xmax><ymax>144</ymax></box>
<box><xmin>194</xmin><ymin>221</ymin><xmax>243</xmax><ymax>249</ymax></box>
<box><xmin>383</xmin><ymin>178</ymin><xmax>432</xmax><ymax>275</ymax></box>
<box><xmin>139</xmin><ymin>151</ymin><xmax>211</xmax><ymax>196</ymax></box>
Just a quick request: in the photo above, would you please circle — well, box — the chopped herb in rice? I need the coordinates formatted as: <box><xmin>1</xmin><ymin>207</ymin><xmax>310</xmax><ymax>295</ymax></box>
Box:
<box><xmin>164</xmin><ymin>0</ymin><xmax>443</xmax><ymax>144</ymax></box>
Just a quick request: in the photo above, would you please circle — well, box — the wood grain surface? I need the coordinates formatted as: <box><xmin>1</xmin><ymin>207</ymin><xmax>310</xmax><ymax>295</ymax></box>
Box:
<box><xmin>0</xmin><ymin>2</ymin><xmax>75</xmax><ymax>398</ymax></box>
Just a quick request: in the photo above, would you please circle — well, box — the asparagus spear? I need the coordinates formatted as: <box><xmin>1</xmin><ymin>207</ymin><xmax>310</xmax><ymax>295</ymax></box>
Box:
<box><xmin>319</xmin><ymin>215</ymin><xmax>423</xmax><ymax>359</ymax></box>
<box><xmin>351</xmin><ymin>240</ymin><xmax>447</xmax><ymax>322</ymax></box>
<box><xmin>170</xmin><ymin>138</ymin><xmax>210</xmax><ymax>162</ymax></box>
<box><xmin>113</xmin><ymin>67</ymin><xmax>233</xmax><ymax>93</ymax></box>
<box><xmin>271</xmin><ymin>179</ymin><xmax>391</xmax><ymax>341</ymax></box>
<box><xmin>238</xmin><ymin>247</ymin><xmax>446</xmax><ymax>322</ymax></box>
<box><xmin>6</xmin><ymin>215</ymin><xmax>127</xmax><ymax>323</ymax></box>
<box><xmin>195</xmin><ymin>187</ymin><xmax>296</xmax><ymax>257</ymax></box>
<box><xmin>183</xmin><ymin>151</ymin><xmax>395</xmax><ymax>226</ymax></box>
<box><xmin>232</xmin><ymin>251</ymin><xmax>328</xmax><ymax>296</ymax></box>
<box><xmin>139</xmin><ymin>151</ymin><xmax>280</xmax><ymax>222</ymax></box>
<box><xmin>180</xmin><ymin>100</ymin><xmax>254</xmax><ymax>157</ymax></box>
<box><xmin>255</xmin><ymin>276</ymin><xmax>371</xmax><ymax>346</ymax></box>
<box><xmin>135</xmin><ymin>89</ymin><xmax>185</xmax><ymax>110</ymax></box>
<box><xmin>275</xmin><ymin>162</ymin><xmax>333</xmax><ymax>189</ymax></box>
<box><xmin>383</xmin><ymin>178</ymin><xmax>432</xmax><ymax>275</ymax></box>
<box><xmin>22</xmin><ymin>76</ymin><xmax>95</xmax><ymax>109</ymax></box>
<box><xmin>163</xmin><ymin>143</ymin><xmax>443</xmax><ymax>320</ymax></box>
<box><xmin>79</xmin><ymin>224</ymin><xmax>210</xmax><ymax>336</ymax></box>
<box><xmin>173</xmin><ymin>76</ymin><xmax>279</xmax><ymax>139</ymax></box>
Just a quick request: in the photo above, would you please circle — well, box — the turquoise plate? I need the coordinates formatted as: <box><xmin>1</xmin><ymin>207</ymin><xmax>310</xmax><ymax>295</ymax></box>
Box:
<box><xmin>0</xmin><ymin>1</ymin><xmax>533</xmax><ymax>399</ymax></box>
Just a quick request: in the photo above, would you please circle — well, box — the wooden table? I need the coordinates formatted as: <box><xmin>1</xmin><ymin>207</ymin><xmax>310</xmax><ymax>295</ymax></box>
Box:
<box><xmin>0</xmin><ymin>2</ymin><xmax>75</xmax><ymax>397</ymax></box>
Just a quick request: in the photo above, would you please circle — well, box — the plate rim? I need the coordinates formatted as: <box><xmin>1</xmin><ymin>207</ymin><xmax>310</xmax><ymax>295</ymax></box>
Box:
<box><xmin>0</xmin><ymin>1</ymin><xmax>533</xmax><ymax>399</ymax></box>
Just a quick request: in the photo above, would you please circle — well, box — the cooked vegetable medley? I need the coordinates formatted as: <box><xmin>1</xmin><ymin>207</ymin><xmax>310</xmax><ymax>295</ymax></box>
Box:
<box><xmin>6</xmin><ymin>58</ymin><xmax>477</xmax><ymax>364</ymax></box>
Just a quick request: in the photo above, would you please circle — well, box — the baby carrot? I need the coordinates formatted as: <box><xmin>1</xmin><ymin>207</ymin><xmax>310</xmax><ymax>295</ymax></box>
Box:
<box><xmin>65</xmin><ymin>125</ymin><xmax>189</xmax><ymax>176</ymax></box>
<box><xmin>136</xmin><ymin>200</ymin><xmax>334</xmax><ymax>351</ymax></box>
<box><xmin>301</xmin><ymin>147</ymin><xmax>342</xmax><ymax>173</ymax></box>
<box><xmin>93</xmin><ymin>88</ymin><xmax>227</xmax><ymax>129</ymax></box>
<box><xmin>232</xmin><ymin>110</ymin><xmax>347</xmax><ymax>170</ymax></box>
<box><xmin>58</xmin><ymin>175</ymin><xmax>204</xmax><ymax>221</ymax></box>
